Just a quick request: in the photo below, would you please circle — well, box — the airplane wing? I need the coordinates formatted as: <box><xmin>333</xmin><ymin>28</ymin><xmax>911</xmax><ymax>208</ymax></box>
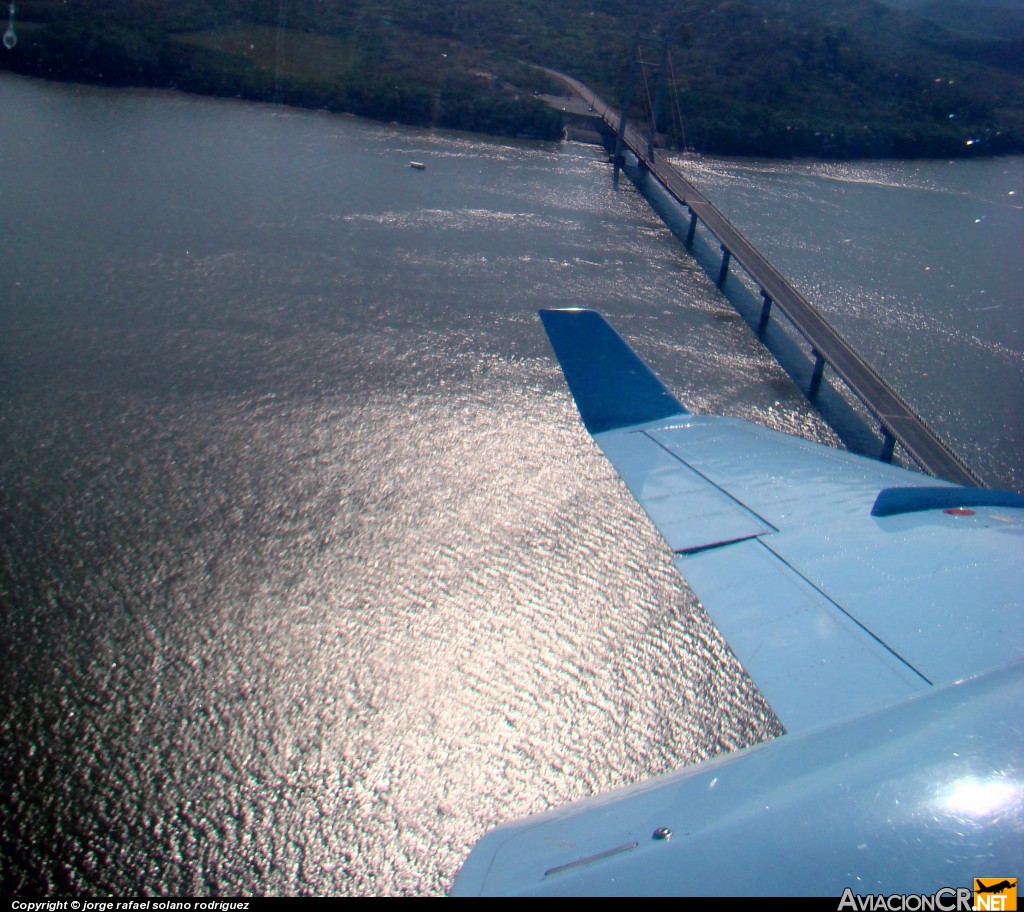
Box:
<box><xmin>537</xmin><ymin>307</ymin><xmax>1024</xmax><ymax>735</ymax></box>
<box><xmin>451</xmin><ymin>309</ymin><xmax>1024</xmax><ymax>897</ymax></box>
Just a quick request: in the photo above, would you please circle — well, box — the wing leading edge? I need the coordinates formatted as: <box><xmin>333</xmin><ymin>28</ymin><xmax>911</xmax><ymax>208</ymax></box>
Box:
<box><xmin>538</xmin><ymin>308</ymin><xmax>1024</xmax><ymax>734</ymax></box>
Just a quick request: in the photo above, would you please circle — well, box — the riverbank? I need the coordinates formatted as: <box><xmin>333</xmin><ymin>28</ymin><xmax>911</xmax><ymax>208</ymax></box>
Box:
<box><xmin>0</xmin><ymin>18</ymin><xmax>564</xmax><ymax>142</ymax></box>
<box><xmin>3</xmin><ymin>0</ymin><xmax>1024</xmax><ymax>159</ymax></box>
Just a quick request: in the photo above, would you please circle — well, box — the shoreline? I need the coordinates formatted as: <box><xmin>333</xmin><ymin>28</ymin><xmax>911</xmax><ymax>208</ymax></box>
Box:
<box><xmin>1</xmin><ymin>62</ymin><xmax>1021</xmax><ymax>162</ymax></box>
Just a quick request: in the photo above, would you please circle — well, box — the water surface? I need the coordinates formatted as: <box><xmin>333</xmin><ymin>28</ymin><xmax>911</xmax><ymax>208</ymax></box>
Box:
<box><xmin>0</xmin><ymin>75</ymin><xmax>800</xmax><ymax>896</ymax></box>
<box><xmin>0</xmin><ymin>73</ymin><xmax>1018</xmax><ymax>897</ymax></box>
<box><xmin>671</xmin><ymin>153</ymin><xmax>1023</xmax><ymax>490</ymax></box>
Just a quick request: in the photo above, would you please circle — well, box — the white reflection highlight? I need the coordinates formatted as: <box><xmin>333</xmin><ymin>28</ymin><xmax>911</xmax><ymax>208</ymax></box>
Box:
<box><xmin>938</xmin><ymin>777</ymin><xmax>1023</xmax><ymax>819</ymax></box>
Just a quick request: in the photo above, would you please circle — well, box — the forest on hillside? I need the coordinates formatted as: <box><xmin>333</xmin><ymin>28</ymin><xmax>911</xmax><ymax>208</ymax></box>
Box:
<box><xmin>2</xmin><ymin>0</ymin><xmax>1023</xmax><ymax>157</ymax></box>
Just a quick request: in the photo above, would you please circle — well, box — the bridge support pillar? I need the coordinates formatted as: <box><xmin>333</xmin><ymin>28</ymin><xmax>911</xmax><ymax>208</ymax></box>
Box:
<box><xmin>809</xmin><ymin>349</ymin><xmax>826</xmax><ymax>399</ymax></box>
<box><xmin>758</xmin><ymin>291</ymin><xmax>773</xmax><ymax>334</ymax></box>
<box><xmin>717</xmin><ymin>247</ymin><xmax>731</xmax><ymax>287</ymax></box>
<box><xmin>686</xmin><ymin>210</ymin><xmax>698</xmax><ymax>246</ymax></box>
<box><xmin>880</xmin><ymin>429</ymin><xmax>897</xmax><ymax>463</ymax></box>
<box><xmin>635</xmin><ymin>159</ymin><xmax>650</xmax><ymax>189</ymax></box>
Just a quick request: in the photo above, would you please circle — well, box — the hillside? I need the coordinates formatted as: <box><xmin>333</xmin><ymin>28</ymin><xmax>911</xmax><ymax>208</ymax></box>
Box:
<box><xmin>909</xmin><ymin>0</ymin><xmax>1024</xmax><ymax>38</ymax></box>
<box><xmin>2</xmin><ymin>0</ymin><xmax>1023</xmax><ymax>158</ymax></box>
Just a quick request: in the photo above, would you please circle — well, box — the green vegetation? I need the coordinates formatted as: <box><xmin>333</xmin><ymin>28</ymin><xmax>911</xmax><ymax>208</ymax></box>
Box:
<box><xmin>2</xmin><ymin>0</ymin><xmax>1024</xmax><ymax>157</ymax></box>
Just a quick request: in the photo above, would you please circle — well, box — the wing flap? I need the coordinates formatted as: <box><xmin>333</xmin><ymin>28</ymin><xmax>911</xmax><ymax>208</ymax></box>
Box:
<box><xmin>642</xmin><ymin>417</ymin><xmax>1024</xmax><ymax>692</ymax></box>
<box><xmin>676</xmin><ymin>539</ymin><xmax>928</xmax><ymax>731</ymax></box>
<box><xmin>597</xmin><ymin>428</ymin><xmax>776</xmax><ymax>554</ymax></box>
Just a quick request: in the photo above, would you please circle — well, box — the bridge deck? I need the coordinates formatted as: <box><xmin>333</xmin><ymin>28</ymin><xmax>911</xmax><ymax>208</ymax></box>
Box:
<box><xmin>546</xmin><ymin>71</ymin><xmax>983</xmax><ymax>487</ymax></box>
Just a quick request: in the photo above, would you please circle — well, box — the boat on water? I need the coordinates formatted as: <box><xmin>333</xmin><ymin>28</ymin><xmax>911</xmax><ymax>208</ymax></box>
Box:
<box><xmin>409</xmin><ymin>161</ymin><xmax>426</xmax><ymax>170</ymax></box>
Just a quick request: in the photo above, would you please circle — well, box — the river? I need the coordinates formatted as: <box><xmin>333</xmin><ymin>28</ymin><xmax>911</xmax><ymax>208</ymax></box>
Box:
<box><xmin>0</xmin><ymin>72</ymin><xmax>1019</xmax><ymax>895</ymax></box>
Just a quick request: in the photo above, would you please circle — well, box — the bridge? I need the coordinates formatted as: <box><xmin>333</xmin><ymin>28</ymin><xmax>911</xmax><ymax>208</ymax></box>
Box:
<box><xmin>544</xmin><ymin>70</ymin><xmax>984</xmax><ymax>488</ymax></box>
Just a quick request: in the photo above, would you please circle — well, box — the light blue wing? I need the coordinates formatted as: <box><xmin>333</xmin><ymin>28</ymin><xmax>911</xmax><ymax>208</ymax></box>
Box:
<box><xmin>538</xmin><ymin>308</ymin><xmax>1024</xmax><ymax>734</ymax></box>
<box><xmin>452</xmin><ymin>309</ymin><xmax>1024</xmax><ymax>897</ymax></box>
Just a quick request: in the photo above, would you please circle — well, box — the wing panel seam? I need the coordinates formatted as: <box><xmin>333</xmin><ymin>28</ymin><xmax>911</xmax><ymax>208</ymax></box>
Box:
<box><xmin>642</xmin><ymin>429</ymin><xmax>781</xmax><ymax>534</ymax></box>
<box><xmin>753</xmin><ymin>538</ymin><xmax>934</xmax><ymax>687</ymax></box>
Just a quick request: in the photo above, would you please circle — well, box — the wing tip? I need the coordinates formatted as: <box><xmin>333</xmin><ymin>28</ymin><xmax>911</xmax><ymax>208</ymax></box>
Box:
<box><xmin>539</xmin><ymin>309</ymin><xmax>688</xmax><ymax>434</ymax></box>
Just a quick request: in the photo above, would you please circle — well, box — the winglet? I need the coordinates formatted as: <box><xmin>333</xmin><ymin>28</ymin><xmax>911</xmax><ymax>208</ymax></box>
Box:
<box><xmin>539</xmin><ymin>309</ymin><xmax>687</xmax><ymax>434</ymax></box>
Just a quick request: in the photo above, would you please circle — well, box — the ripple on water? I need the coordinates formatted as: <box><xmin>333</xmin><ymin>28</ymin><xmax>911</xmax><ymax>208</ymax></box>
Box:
<box><xmin>5</xmin><ymin>74</ymin><xmax>1014</xmax><ymax>897</ymax></box>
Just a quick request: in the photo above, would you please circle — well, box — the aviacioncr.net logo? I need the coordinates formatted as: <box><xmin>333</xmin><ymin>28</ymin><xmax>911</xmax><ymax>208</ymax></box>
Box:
<box><xmin>838</xmin><ymin>888</ymin><xmax>974</xmax><ymax>911</ymax></box>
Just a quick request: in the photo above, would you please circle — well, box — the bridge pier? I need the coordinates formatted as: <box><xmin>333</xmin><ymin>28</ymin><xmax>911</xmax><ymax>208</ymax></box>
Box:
<box><xmin>685</xmin><ymin>209</ymin><xmax>698</xmax><ymax>246</ymax></box>
<box><xmin>635</xmin><ymin>159</ymin><xmax>651</xmax><ymax>190</ymax></box>
<box><xmin>758</xmin><ymin>291</ymin><xmax>773</xmax><ymax>335</ymax></box>
<box><xmin>880</xmin><ymin>428</ymin><xmax>897</xmax><ymax>463</ymax></box>
<box><xmin>717</xmin><ymin>247</ymin><xmax>732</xmax><ymax>287</ymax></box>
<box><xmin>808</xmin><ymin>349</ymin><xmax>827</xmax><ymax>399</ymax></box>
